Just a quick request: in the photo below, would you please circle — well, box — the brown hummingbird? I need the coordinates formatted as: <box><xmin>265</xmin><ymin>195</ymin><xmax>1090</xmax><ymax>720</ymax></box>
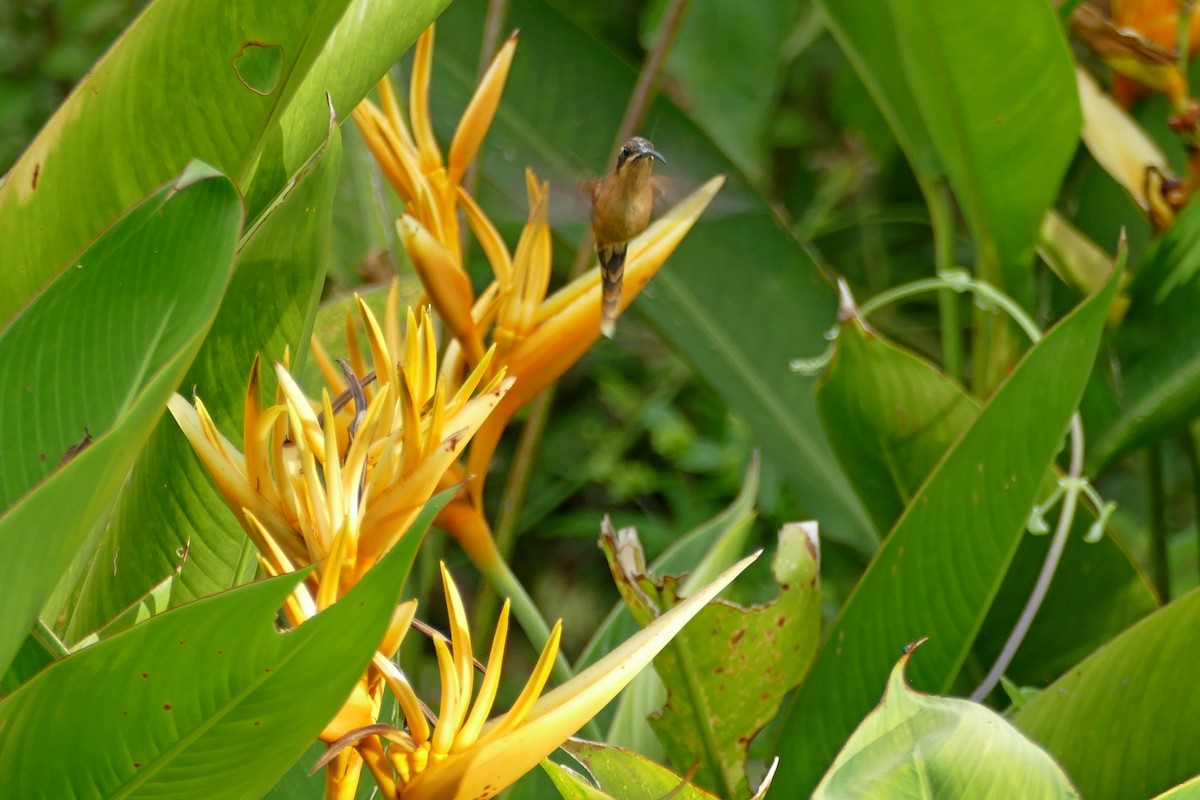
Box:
<box><xmin>589</xmin><ymin>136</ymin><xmax>666</xmax><ymax>338</ymax></box>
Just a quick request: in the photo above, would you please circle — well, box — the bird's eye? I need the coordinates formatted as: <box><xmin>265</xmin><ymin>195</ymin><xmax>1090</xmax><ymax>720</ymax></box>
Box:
<box><xmin>621</xmin><ymin>147</ymin><xmax>633</xmax><ymax>158</ymax></box>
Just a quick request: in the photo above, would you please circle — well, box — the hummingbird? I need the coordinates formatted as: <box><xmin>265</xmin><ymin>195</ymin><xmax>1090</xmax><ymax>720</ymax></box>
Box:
<box><xmin>589</xmin><ymin>136</ymin><xmax>666</xmax><ymax>338</ymax></box>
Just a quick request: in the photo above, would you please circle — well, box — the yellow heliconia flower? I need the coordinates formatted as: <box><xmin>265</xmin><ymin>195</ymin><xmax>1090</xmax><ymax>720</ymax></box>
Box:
<box><xmin>353</xmin><ymin>23</ymin><xmax>517</xmax><ymax>365</ymax></box>
<box><xmin>354</xmin><ymin>24</ymin><xmax>724</xmax><ymax>552</ymax></box>
<box><xmin>168</xmin><ymin>293</ymin><xmax>514</xmax><ymax>797</ymax></box>
<box><xmin>169</xmin><ymin>295</ymin><xmax>511</xmax><ymax>584</ymax></box>
<box><xmin>319</xmin><ymin>553</ymin><xmax>759</xmax><ymax>799</ymax></box>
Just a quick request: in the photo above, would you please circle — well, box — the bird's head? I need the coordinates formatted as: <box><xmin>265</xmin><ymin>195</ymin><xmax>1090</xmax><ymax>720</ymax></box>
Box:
<box><xmin>615</xmin><ymin>136</ymin><xmax>666</xmax><ymax>173</ymax></box>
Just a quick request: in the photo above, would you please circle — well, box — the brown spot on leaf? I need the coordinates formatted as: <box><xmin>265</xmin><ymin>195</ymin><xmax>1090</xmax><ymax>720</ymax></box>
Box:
<box><xmin>58</xmin><ymin>427</ymin><xmax>94</xmax><ymax>467</ymax></box>
<box><xmin>730</xmin><ymin>628</ymin><xmax>745</xmax><ymax>646</ymax></box>
<box><xmin>31</xmin><ymin>163</ymin><xmax>39</xmax><ymax>190</ymax></box>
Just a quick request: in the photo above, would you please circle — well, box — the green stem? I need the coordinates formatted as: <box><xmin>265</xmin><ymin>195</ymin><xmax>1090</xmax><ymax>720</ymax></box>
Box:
<box><xmin>971</xmin><ymin>415</ymin><xmax>1084</xmax><ymax>701</ymax></box>
<box><xmin>1179</xmin><ymin>427</ymin><xmax>1200</xmax><ymax>585</ymax></box>
<box><xmin>1146</xmin><ymin>444</ymin><xmax>1172</xmax><ymax>601</ymax></box>
<box><xmin>928</xmin><ymin>182</ymin><xmax>963</xmax><ymax>382</ymax></box>
<box><xmin>471</xmin><ymin>387</ymin><xmax>556</xmax><ymax>642</ymax></box>
<box><xmin>484</xmin><ymin>556</ymin><xmax>602</xmax><ymax>740</ymax></box>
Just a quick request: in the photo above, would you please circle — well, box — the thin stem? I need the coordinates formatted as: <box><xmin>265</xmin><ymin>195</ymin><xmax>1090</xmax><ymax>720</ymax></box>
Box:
<box><xmin>791</xmin><ymin>272</ymin><xmax>1042</xmax><ymax>375</ymax></box>
<box><xmin>568</xmin><ymin>0</ymin><xmax>693</xmax><ymax>279</ymax></box>
<box><xmin>483</xmin><ymin>556</ymin><xmax>602</xmax><ymax>739</ymax></box>
<box><xmin>928</xmin><ymin>181</ymin><xmax>963</xmax><ymax>382</ymax></box>
<box><xmin>1146</xmin><ymin>443</ymin><xmax>1172</xmax><ymax>601</ymax></box>
<box><xmin>477</xmin><ymin>0</ymin><xmax>511</xmax><ymax>77</ymax></box>
<box><xmin>464</xmin><ymin>8</ymin><xmax>693</xmax><ymax>745</ymax></box>
<box><xmin>857</xmin><ymin>274</ymin><xmax>1043</xmax><ymax>343</ymax></box>
<box><xmin>471</xmin><ymin>387</ymin><xmax>556</xmax><ymax>642</ymax></box>
<box><xmin>970</xmin><ymin>414</ymin><xmax>1085</xmax><ymax>701</ymax></box>
<box><xmin>1178</xmin><ymin>426</ymin><xmax>1200</xmax><ymax>585</ymax></box>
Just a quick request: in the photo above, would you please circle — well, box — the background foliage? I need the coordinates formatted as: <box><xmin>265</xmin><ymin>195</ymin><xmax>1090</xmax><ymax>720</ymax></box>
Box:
<box><xmin>4</xmin><ymin>0</ymin><xmax>1200</xmax><ymax>797</ymax></box>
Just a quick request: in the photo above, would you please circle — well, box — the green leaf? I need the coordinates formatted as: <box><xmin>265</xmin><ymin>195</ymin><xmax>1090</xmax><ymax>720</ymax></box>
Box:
<box><xmin>576</xmin><ymin>455</ymin><xmax>762</xmax><ymax>672</ymax></box>
<box><xmin>70</xmin><ymin>564</ymin><xmax>179</xmax><ymax>651</ymax></box>
<box><xmin>0</xmin><ymin>165</ymin><xmax>241</xmax><ymax>675</ymax></box>
<box><xmin>65</xmin><ymin>118</ymin><xmax>342</xmax><ymax>642</ymax></box>
<box><xmin>815</xmin><ymin>0</ymin><xmax>942</xmax><ymax>183</ymax></box>
<box><xmin>813</xmin><ymin>644</ymin><xmax>1079</xmax><ymax>799</ymax></box>
<box><xmin>814</xmin><ymin>317</ymin><xmax>1156</xmax><ymax>688</ymax></box>
<box><xmin>1085</xmin><ymin>197</ymin><xmax>1200</xmax><ymax>469</ymax></box>
<box><xmin>887</xmin><ymin>0</ymin><xmax>1079</xmax><ymax>296</ymax></box>
<box><xmin>0</xmin><ymin>0</ymin><xmax>447</xmax><ymax>324</ymax></box>
<box><xmin>547</xmin><ymin>741</ymin><xmax>720</xmax><ymax>800</ymax></box>
<box><xmin>575</xmin><ymin>457</ymin><xmax>759</xmax><ymax>760</ymax></box>
<box><xmin>1150</xmin><ymin>775</ymin><xmax>1200</xmax><ymax>800</ymax></box>
<box><xmin>647</xmin><ymin>523</ymin><xmax>821</xmax><ymax>798</ymax></box>
<box><xmin>1</xmin><ymin>625</ymin><xmax>61</xmax><ymax>695</ymax></box>
<box><xmin>1014</xmin><ymin>587</ymin><xmax>1200</xmax><ymax>799</ymax></box>
<box><xmin>819</xmin><ymin>0</ymin><xmax>1079</xmax><ymax>297</ymax></box>
<box><xmin>640</xmin><ymin>0</ymin><xmax>802</xmax><ymax>183</ymax></box>
<box><xmin>0</xmin><ymin>498</ymin><xmax>431</xmax><ymax>799</ymax></box>
<box><xmin>774</xmin><ymin>272</ymin><xmax>1118</xmax><ymax>794</ymax></box>
<box><xmin>431</xmin><ymin>0</ymin><xmax>880</xmax><ymax>556</ymax></box>
<box><xmin>815</xmin><ymin>320</ymin><xmax>977</xmax><ymax>532</ymax></box>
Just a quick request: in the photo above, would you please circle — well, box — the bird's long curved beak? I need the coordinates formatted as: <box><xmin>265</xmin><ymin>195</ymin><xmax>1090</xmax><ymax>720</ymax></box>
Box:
<box><xmin>640</xmin><ymin>149</ymin><xmax>666</xmax><ymax>165</ymax></box>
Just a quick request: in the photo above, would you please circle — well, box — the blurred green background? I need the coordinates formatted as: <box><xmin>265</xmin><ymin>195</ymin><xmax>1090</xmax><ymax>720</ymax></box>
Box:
<box><xmin>8</xmin><ymin>0</ymin><xmax>1199</xmax><ymax>668</ymax></box>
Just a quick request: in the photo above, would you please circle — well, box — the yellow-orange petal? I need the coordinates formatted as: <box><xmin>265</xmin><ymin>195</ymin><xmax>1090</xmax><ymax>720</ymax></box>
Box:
<box><xmin>352</xmin><ymin>101</ymin><xmax>421</xmax><ymax>204</ymax></box>
<box><xmin>477</xmin><ymin>621</ymin><xmax>560</xmax><ymax>743</ymax></box>
<box><xmin>321</xmin><ymin>679</ymin><xmax>376</xmax><ymax>742</ymax></box>
<box><xmin>440</xmin><ymin>563</ymin><xmax>476</xmax><ymax>707</ymax></box>
<box><xmin>465</xmin><ymin>175</ymin><xmax>723</xmax><ymax>505</ymax></box>
<box><xmin>402</xmin><ymin>552</ymin><xmax>759</xmax><ymax>800</ymax></box>
<box><xmin>167</xmin><ymin>395</ymin><xmax>306</xmax><ymax>565</ymax></box>
<box><xmin>494</xmin><ymin>170</ymin><xmax>551</xmax><ymax>355</ymax></box>
<box><xmin>457</xmin><ymin>186</ymin><xmax>513</xmax><ymax>289</ymax></box>
<box><xmin>454</xmin><ymin>600</ymin><xmax>510</xmax><ymax>752</ymax></box>
<box><xmin>398</xmin><ymin>215</ymin><xmax>485</xmax><ymax>366</ymax></box>
<box><xmin>378</xmin><ymin>75</ymin><xmax>418</xmax><ymax>155</ymax></box>
<box><xmin>374</xmin><ymin>653</ymin><xmax>431</xmax><ymax>747</ymax></box>
<box><xmin>379</xmin><ymin>599</ymin><xmax>419</xmax><ymax>661</ymax></box>
<box><xmin>357</xmin><ymin>376</ymin><xmax>514</xmax><ymax>569</ymax></box>
<box><xmin>410</xmin><ymin>25</ymin><xmax>443</xmax><ymax>174</ymax></box>
<box><xmin>448</xmin><ymin>32</ymin><xmax>518</xmax><ymax>186</ymax></box>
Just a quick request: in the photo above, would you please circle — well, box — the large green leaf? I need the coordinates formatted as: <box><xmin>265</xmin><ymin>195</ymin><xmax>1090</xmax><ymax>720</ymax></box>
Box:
<box><xmin>430</xmin><ymin>0</ymin><xmax>879</xmax><ymax>556</ymax></box>
<box><xmin>641</xmin><ymin>0</ymin><xmax>803</xmax><ymax>183</ymax></box>
<box><xmin>576</xmin><ymin>456</ymin><xmax>759</xmax><ymax>761</ymax></box>
<box><xmin>814</xmin><ymin>645</ymin><xmax>1078</xmax><ymax>799</ymax></box>
<box><xmin>815</xmin><ymin>320</ymin><xmax>977</xmax><ymax>533</ymax></box>
<box><xmin>0</xmin><ymin>165</ymin><xmax>241</xmax><ymax>675</ymax></box>
<box><xmin>1014</xmin><ymin>587</ymin><xmax>1200</xmax><ymax>800</ymax></box>
<box><xmin>0</xmin><ymin>0</ymin><xmax>447</xmax><ymax>325</ymax></box>
<box><xmin>1085</xmin><ymin>197</ymin><xmax>1200</xmax><ymax>469</ymax></box>
<box><xmin>773</xmin><ymin>272</ymin><xmax>1118</xmax><ymax>794</ymax></box>
<box><xmin>815</xmin><ymin>0</ymin><xmax>942</xmax><ymax>185</ymax></box>
<box><xmin>1151</xmin><ymin>775</ymin><xmax>1200</xmax><ymax>800</ymax></box>
<box><xmin>646</xmin><ymin>524</ymin><xmax>820</xmax><ymax>798</ymax></box>
<box><xmin>546</xmin><ymin>741</ymin><xmax>720</xmax><ymax>800</ymax></box>
<box><xmin>819</xmin><ymin>0</ymin><xmax>1078</xmax><ymax>298</ymax></box>
<box><xmin>65</xmin><ymin>119</ymin><xmax>342</xmax><ymax>642</ymax></box>
<box><xmin>814</xmin><ymin>318</ymin><xmax>1156</xmax><ymax>688</ymax></box>
<box><xmin>888</xmin><ymin>0</ymin><xmax>1078</xmax><ymax>297</ymax></box>
<box><xmin>0</xmin><ymin>495</ymin><xmax>434</xmax><ymax>799</ymax></box>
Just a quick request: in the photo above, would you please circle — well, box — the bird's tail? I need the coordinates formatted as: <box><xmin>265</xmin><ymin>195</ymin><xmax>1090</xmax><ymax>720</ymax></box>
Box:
<box><xmin>598</xmin><ymin>243</ymin><xmax>627</xmax><ymax>339</ymax></box>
